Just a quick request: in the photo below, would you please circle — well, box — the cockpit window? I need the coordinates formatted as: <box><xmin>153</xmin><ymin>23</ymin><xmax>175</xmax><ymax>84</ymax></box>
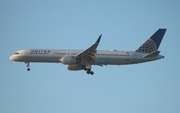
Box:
<box><xmin>14</xmin><ymin>52</ymin><xmax>19</xmax><ymax>55</ymax></box>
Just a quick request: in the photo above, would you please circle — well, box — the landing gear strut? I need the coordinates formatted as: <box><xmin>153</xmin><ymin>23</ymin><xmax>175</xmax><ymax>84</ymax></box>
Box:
<box><xmin>87</xmin><ymin>70</ymin><xmax>94</xmax><ymax>75</ymax></box>
<box><xmin>25</xmin><ymin>62</ymin><xmax>30</xmax><ymax>71</ymax></box>
<box><xmin>84</xmin><ymin>65</ymin><xmax>94</xmax><ymax>75</ymax></box>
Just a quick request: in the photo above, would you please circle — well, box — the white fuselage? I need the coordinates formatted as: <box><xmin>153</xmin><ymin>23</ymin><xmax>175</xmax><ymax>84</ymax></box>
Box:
<box><xmin>9</xmin><ymin>29</ymin><xmax>166</xmax><ymax>74</ymax></box>
<box><xmin>9</xmin><ymin>49</ymin><xmax>164</xmax><ymax>65</ymax></box>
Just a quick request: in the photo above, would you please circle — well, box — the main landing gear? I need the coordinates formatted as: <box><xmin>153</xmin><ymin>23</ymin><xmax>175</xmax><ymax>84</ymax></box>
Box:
<box><xmin>84</xmin><ymin>65</ymin><xmax>94</xmax><ymax>75</ymax></box>
<box><xmin>86</xmin><ymin>70</ymin><xmax>94</xmax><ymax>75</ymax></box>
<box><xmin>25</xmin><ymin>62</ymin><xmax>30</xmax><ymax>71</ymax></box>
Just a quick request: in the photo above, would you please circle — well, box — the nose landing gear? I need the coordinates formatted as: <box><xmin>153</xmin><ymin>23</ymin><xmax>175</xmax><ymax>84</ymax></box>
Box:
<box><xmin>25</xmin><ymin>62</ymin><xmax>30</xmax><ymax>71</ymax></box>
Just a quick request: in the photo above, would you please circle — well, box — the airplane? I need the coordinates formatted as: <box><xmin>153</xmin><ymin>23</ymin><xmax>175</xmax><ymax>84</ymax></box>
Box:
<box><xmin>10</xmin><ymin>29</ymin><xmax>166</xmax><ymax>75</ymax></box>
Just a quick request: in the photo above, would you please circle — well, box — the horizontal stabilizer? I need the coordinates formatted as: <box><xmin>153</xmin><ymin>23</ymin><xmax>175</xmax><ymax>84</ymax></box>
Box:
<box><xmin>143</xmin><ymin>51</ymin><xmax>160</xmax><ymax>58</ymax></box>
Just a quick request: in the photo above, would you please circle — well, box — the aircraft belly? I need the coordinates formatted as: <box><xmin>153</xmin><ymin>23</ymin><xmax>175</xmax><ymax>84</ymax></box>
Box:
<box><xmin>16</xmin><ymin>56</ymin><xmax>60</xmax><ymax>62</ymax></box>
<box><xmin>95</xmin><ymin>57</ymin><xmax>135</xmax><ymax>65</ymax></box>
<box><xmin>109</xmin><ymin>58</ymin><xmax>134</xmax><ymax>65</ymax></box>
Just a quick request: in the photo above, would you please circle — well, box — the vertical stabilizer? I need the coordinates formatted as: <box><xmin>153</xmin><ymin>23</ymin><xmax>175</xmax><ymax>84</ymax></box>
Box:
<box><xmin>135</xmin><ymin>29</ymin><xmax>166</xmax><ymax>53</ymax></box>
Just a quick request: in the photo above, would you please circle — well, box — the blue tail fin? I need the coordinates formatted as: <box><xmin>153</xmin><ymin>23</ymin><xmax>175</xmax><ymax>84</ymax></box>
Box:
<box><xmin>135</xmin><ymin>29</ymin><xmax>166</xmax><ymax>53</ymax></box>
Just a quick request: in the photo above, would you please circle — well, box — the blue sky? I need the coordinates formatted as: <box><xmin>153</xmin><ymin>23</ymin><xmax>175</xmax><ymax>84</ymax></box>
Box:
<box><xmin>1</xmin><ymin>0</ymin><xmax>180</xmax><ymax>113</ymax></box>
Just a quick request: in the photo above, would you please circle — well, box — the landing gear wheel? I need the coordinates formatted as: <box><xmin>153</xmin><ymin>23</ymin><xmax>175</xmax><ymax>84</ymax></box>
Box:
<box><xmin>87</xmin><ymin>71</ymin><xmax>90</xmax><ymax>74</ymax></box>
<box><xmin>86</xmin><ymin>70</ymin><xmax>94</xmax><ymax>75</ymax></box>
<box><xmin>27</xmin><ymin>68</ymin><xmax>30</xmax><ymax>71</ymax></box>
<box><xmin>90</xmin><ymin>71</ymin><xmax>94</xmax><ymax>75</ymax></box>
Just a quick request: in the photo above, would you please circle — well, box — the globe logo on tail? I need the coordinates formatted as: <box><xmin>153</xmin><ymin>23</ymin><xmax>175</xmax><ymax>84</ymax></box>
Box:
<box><xmin>135</xmin><ymin>38</ymin><xmax>157</xmax><ymax>53</ymax></box>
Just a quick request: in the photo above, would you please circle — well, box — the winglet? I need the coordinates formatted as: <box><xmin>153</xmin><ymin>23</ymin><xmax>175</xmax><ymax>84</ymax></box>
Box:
<box><xmin>96</xmin><ymin>34</ymin><xmax>102</xmax><ymax>43</ymax></box>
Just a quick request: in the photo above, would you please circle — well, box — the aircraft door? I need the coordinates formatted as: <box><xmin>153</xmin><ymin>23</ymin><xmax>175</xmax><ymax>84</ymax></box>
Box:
<box><xmin>133</xmin><ymin>53</ymin><xmax>137</xmax><ymax>64</ymax></box>
<box><xmin>23</xmin><ymin>51</ymin><xmax>28</xmax><ymax>56</ymax></box>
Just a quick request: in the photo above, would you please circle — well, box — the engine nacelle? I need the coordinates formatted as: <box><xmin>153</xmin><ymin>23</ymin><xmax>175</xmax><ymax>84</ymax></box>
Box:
<box><xmin>60</xmin><ymin>56</ymin><xmax>81</xmax><ymax>65</ymax></box>
<box><xmin>67</xmin><ymin>65</ymin><xmax>84</xmax><ymax>71</ymax></box>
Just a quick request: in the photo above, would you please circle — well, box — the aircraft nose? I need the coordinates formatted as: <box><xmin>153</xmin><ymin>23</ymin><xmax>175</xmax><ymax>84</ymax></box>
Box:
<box><xmin>9</xmin><ymin>55</ymin><xmax>14</xmax><ymax>61</ymax></box>
<box><xmin>9</xmin><ymin>56</ymin><xmax>13</xmax><ymax>60</ymax></box>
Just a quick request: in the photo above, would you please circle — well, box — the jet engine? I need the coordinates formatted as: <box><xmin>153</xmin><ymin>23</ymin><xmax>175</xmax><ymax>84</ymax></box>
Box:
<box><xmin>60</xmin><ymin>56</ymin><xmax>81</xmax><ymax>65</ymax></box>
<box><xmin>67</xmin><ymin>65</ymin><xmax>85</xmax><ymax>70</ymax></box>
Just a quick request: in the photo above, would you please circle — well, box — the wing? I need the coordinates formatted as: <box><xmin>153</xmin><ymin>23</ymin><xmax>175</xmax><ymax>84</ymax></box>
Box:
<box><xmin>75</xmin><ymin>35</ymin><xmax>102</xmax><ymax>59</ymax></box>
